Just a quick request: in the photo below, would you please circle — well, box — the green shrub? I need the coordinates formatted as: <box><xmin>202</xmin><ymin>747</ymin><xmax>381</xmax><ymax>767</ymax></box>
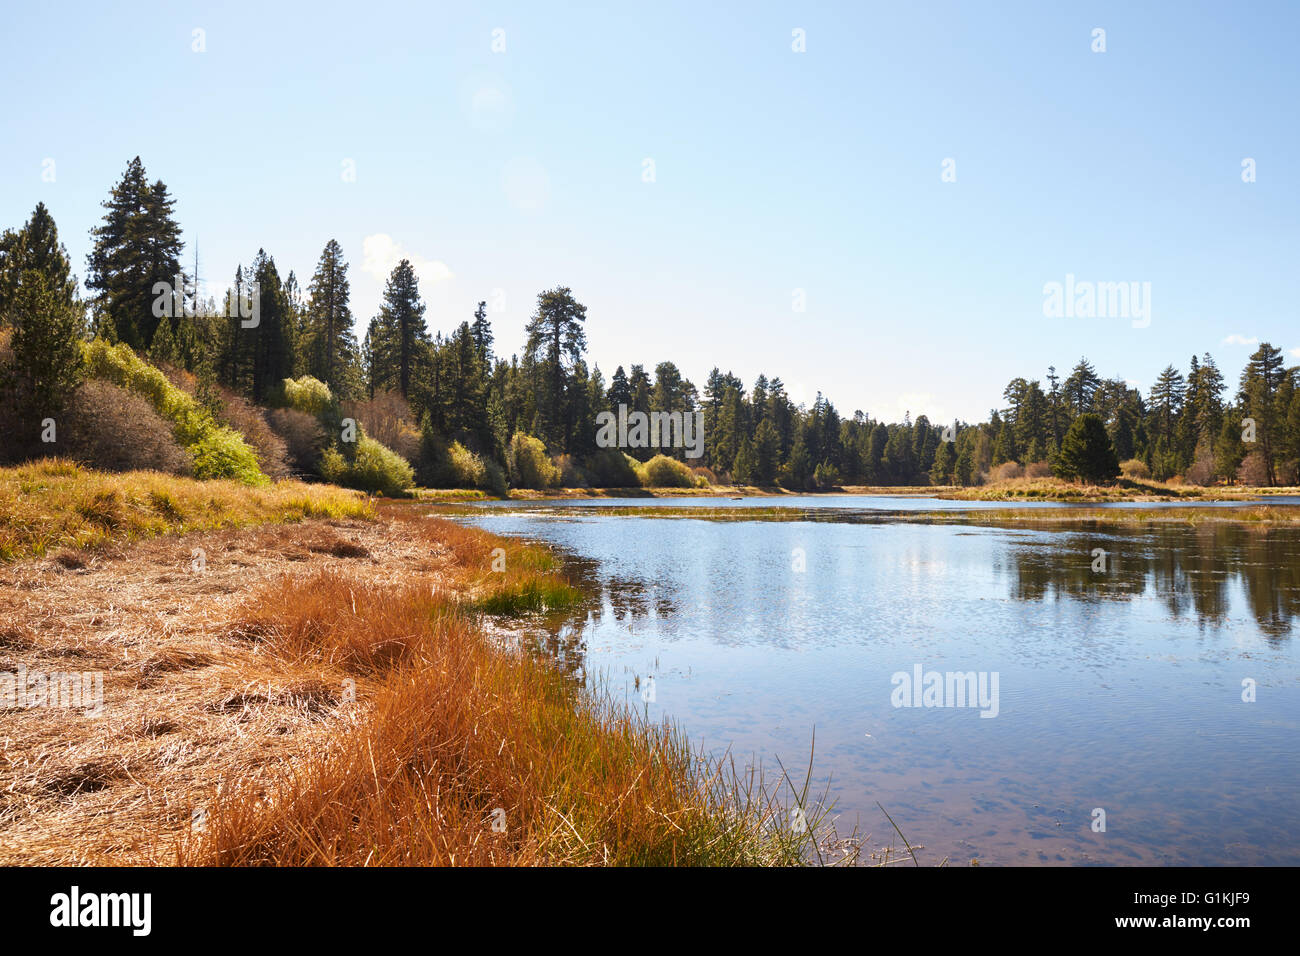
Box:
<box><xmin>190</xmin><ymin>428</ymin><xmax>270</xmax><ymax>486</ymax></box>
<box><xmin>320</xmin><ymin>437</ymin><xmax>414</xmax><ymax>496</ymax></box>
<box><xmin>506</xmin><ymin>432</ymin><xmax>561</xmax><ymax>489</ymax></box>
<box><xmin>448</xmin><ymin>441</ymin><xmax>486</xmax><ymax>487</ymax></box>
<box><xmin>638</xmin><ymin>454</ymin><xmax>695</xmax><ymax>488</ymax></box>
<box><xmin>584</xmin><ymin>448</ymin><xmax>641</xmax><ymax>487</ymax></box>
<box><xmin>280</xmin><ymin>375</ymin><xmax>335</xmax><ymax>417</ymax></box>
<box><xmin>82</xmin><ymin>339</ymin><xmax>267</xmax><ymax>484</ymax></box>
<box><xmin>554</xmin><ymin>454</ymin><xmax>589</xmax><ymax>488</ymax></box>
<box><xmin>480</xmin><ymin>458</ymin><xmax>508</xmax><ymax>496</ymax></box>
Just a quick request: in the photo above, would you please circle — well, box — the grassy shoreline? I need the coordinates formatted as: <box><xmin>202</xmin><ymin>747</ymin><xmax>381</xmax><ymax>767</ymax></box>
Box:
<box><xmin>416</xmin><ymin>477</ymin><xmax>1299</xmax><ymax>505</ymax></box>
<box><xmin>2</xmin><ymin>467</ymin><xmax>820</xmax><ymax>866</ymax></box>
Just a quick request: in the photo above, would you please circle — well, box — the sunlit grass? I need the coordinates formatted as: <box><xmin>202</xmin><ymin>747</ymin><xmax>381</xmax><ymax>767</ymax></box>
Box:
<box><xmin>178</xmin><ymin>516</ymin><xmax>820</xmax><ymax>866</ymax></box>
<box><xmin>0</xmin><ymin>459</ymin><xmax>374</xmax><ymax>561</ymax></box>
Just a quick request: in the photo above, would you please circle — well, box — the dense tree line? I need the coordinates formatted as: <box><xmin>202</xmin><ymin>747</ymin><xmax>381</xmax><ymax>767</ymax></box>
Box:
<box><xmin>4</xmin><ymin>156</ymin><xmax>1300</xmax><ymax>489</ymax></box>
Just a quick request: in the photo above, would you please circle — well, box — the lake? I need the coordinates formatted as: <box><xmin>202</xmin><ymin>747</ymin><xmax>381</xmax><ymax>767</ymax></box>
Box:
<box><xmin>454</xmin><ymin>496</ymin><xmax>1300</xmax><ymax>866</ymax></box>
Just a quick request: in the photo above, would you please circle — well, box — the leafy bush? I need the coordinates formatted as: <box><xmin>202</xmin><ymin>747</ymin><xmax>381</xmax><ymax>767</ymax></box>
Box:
<box><xmin>480</xmin><ymin>458</ymin><xmax>508</xmax><ymax>496</ymax></box>
<box><xmin>447</xmin><ymin>441</ymin><xmax>484</xmax><ymax>487</ymax></box>
<box><xmin>812</xmin><ymin>461</ymin><xmax>843</xmax><ymax>489</ymax></box>
<box><xmin>320</xmin><ymin>436</ymin><xmax>414</xmax><ymax>496</ymax></box>
<box><xmin>638</xmin><ymin>454</ymin><xmax>695</xmax><ymax>488</ymax></box>
<box><xmin>82</xmin><ymin>339</ymin><xmax>267</xmax><ymax>484</ymax></box>
<box><xmin>506</xmin><ymin>432</ymin><xmax>561</xmax><ymax>489</ymax></box>
<box><xmin>280</xmin><ymin>375</ymin><xmax>335</xmax><ymax>417</ymax></box>
<box><xmin>267</xmin><ymin>407</ymin><xmax>327</xmax><ymax>477</ymax></box>
<box><xmin>208</xmin><ymin>385</ymin><xmax>290</xmax><ymax>479</ymax></box>
<box><xmin>554</xmin><ymin>454</ymin><xmax>589</xmax><ymax>488</ymax></box>
<box><xmin>584</xmin><ymin>448</ymin><xmax>641</xmax><ymax>487</ymax></box>
<box><xmin>691</xmin><ymin>465</ymin><xmax>719</xmax><ymax>487</ymax></box>
<box><xmin>1024</xmin><ymin>461</ymin><xmax>1052</xmax><ymax>478</ymax></box>
<box><xmin>1119</xmin><ymin>458</ymin><xmax>1151</xmax><ymax>480</ymax></box>
<box><xmin>62</xmin><ymin>380</ymin><xmax>191</xmax><ymax>475</ymax></box>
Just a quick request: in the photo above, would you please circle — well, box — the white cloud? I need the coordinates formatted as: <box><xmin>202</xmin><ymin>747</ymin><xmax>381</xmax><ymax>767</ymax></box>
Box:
<box><xmin>1290</xmin><ymin>346</ymin><xmax>1300</xmax><ymax>358</ymax></box>
<box><xmin>361</xmin><ymin>234</ymin><xmax>454</xmax><ymax>291</ymax></box>
<box><xmin>1222</xmin><ymin>334</ymin><xmax>1259</xmax><ymax>346</ymax></box>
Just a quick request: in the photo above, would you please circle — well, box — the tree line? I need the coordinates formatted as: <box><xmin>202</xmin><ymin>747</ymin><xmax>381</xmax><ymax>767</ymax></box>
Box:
<box><xmin>3</xmin><ymin>156</ymin><xmax>1299</xmax><ymax>489</ymax></box>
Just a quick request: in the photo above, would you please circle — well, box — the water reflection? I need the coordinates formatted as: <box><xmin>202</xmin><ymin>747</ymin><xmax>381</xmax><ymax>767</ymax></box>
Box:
<box><xmin>461</xmin><ymin>504</ymin><xmax>1300</xmax><ymax>865</ymax></box>
<box><xmin>1006</xmin><ymin>524</ymin><xmax>1300</xmax><ymax>639</ymax></box>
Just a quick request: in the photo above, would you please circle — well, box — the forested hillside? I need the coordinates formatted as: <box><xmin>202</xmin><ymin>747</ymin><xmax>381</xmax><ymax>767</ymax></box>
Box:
<box><xmin>3</xmin><ymin>157</ymin><xmax>1298</xmax><ymax>492</ymax></box>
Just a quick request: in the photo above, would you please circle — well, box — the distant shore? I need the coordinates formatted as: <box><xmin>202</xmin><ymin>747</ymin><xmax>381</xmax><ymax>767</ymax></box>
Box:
<box><xmin>417</xmin><ymin>477</ymin><xmax>1300</xmax><ymax>506</ymax></box>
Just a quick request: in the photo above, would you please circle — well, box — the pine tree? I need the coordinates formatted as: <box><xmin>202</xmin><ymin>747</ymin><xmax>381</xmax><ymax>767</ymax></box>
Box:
<box><xmin>0</xmin><ymin>203</ymin><xmax>78</xmax><ymax>319</ymax></box>
<box><xmin>248</xmin><ymin>250</ymin><xmax>294</xmax><ymax>403</ymax></box>
<box><xmin>607</xmin><ymin>365</ymin><xmax>632</xmax><ymax>410</ymax></box>
<box><xmin>8</xmin><ymin>272</ymin><xmax>84</xmax><ymax>445</ymax></box>
<box><xmin>1237</xmin><ymin>343</ymin><xmax>1286</xmax><ymax>486</ymax></box>
<box><xmin>303</xmin><ymin>239</ymin><xmax>356</xmax><ymax>393</ymax></box>
<box><xmin>148</xmin><ymin>313</ymin><xmax>178</xmax><ymax>366</ymax></box>
<box><xmin>1</xmin><ymin>205</ymin><xmax>84</xmax><ymax>449</ymax></box>
<box><xmin>1192</xmin><ymin>352</ymin><xmax>1225</xmax><ymax>452</ymax></box>
<box><xmin>1055</xmin><ymin>413</ymin><xmax>1120</xmax><ymax>484</ymax></box>
<box><xmin>85</xmin><ymin>157</ymin><xmax>184</xmax><ymax>350</ymax></box>
<box><xmin>1213</xmin><ymin>413</ymin><xmax>1246</xmax><ymax>482</ymax></box>
<box><xmin>992</xmin><ymin>420</ymin><xmax>1017</xmax><ymax>465</ymax></box>
<box><xmin>470</xmin><ymin>301</ymin><xmax>493</xmax><ymax>366</ymax></box>
<box><xmin>930</xmin><ymin>439</ymin><xmax>956</xmax><ymax>484</ymax></box>
<box><xmin>523</xmin><ymin>286</ymin><xmax>588</xmax><ymax>452</ymax></box>
<box><xmin>754</xmin><ymin>418</ymin><xmax>779</xmax><ymax>484</ymax></box>
<box><xmin>1148</xmin><ymin>364</ymin><xmax>1186</xmax><ymax>445</ymax></box>
<box><xmin>1063</xmin><ymin>358</ymin><xmax>1101</xmax><ymax>417</ymax></box>
<box><xmin>373</xmin><ymin>259</ymin><xmax>429</xmax><ymax>400</ymax></box>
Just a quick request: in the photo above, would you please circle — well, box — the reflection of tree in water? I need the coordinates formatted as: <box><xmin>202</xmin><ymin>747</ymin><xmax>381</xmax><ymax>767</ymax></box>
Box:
<box><xmin>516</xmin><ymin>550</ymin><xmax>677</xmax><ymax>683</ymax></box>
<box><xmin>1007</xmin><ymin>524</ymin><xmax>1300</xmax><ymax>638</ymax></box>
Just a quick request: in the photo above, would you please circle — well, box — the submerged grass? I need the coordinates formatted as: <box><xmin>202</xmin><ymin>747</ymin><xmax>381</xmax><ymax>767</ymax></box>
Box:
<box><xmin>177</xmin><ymin>515</ymin><xmax>821</xmax><ymax>866</ymax></box>
<box><xmin>429</xmin><ymin>500</ymin><xmax>1300</xmax><ymax>527</ymax></box>
<box><xmin>0</xmin><ymin>459</ymin><xmax>374</xmax><ymax>561</ymax></box>
<box><xmin>939</xmin><ymin>476</ymin><xmax>1298</xmax><ymax>502</ymax></box>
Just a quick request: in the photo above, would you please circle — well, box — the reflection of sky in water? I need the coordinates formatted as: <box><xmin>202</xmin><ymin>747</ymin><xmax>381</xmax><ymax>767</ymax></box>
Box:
<box><xmin>458</xmin><ymin>502</ymin><xmax>1300</xmax><ymax>866</ymax></box>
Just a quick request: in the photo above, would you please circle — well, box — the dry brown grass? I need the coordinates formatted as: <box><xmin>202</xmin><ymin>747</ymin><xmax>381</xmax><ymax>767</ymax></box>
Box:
<box><xmin>0</xmin><ymin>516</ymin><xmax>397</xmax><ymax>865</ymax></box>
<box><xmin>1</xmin><ymin>508</ymin><xmax>809</xmax><ymax>866</ymax></box>
<box><xmin>178</xmin><ymin>516</ymin><xmax>800</xmax><ymax>866</ymax></box>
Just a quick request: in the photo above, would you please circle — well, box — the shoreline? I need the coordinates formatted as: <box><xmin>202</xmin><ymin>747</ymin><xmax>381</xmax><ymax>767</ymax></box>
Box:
<box><xmin>416</xmin><ymin>481</ymin><xmax>1300</xmax><ymax>508</ymax></box>
<box><xmin>0</xmin><ymin>475</ymin><xmax>817</xmax><ymax>866</ymax></box>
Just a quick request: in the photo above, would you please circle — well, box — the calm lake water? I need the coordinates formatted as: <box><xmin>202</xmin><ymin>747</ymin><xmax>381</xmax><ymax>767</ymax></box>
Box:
<box><xmin>455</xmin><ymin>496</ymin><xmax>1300</xmax><ymax>866</ymax></box>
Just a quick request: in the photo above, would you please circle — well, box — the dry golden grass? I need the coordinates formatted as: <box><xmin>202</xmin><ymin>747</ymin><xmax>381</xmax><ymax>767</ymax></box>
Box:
<box><xmin>178</xmin><ymin>516</ymin><xmax>805</xmax><ymax>866</ymax></box>
<box><xmin>0</xmin><ymin>459</ymin><xmax>373</xmax><ymax>561</ymax></box>
<box><xmin>0</xmin><ymin>517</ymin><xmax>393</xmax><ymax>865</ymax></box>
<box><xmin>1</xmin><ymin>504</ymin><xmax>814</xmax><ymax>866</ymax></box>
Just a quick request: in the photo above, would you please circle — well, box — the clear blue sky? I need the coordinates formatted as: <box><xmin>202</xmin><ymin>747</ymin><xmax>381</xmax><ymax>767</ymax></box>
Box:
<box><xmin>2</xmin><ymin>0</ymin><xmax>1296</xmax><ymax>423</ymax></box>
